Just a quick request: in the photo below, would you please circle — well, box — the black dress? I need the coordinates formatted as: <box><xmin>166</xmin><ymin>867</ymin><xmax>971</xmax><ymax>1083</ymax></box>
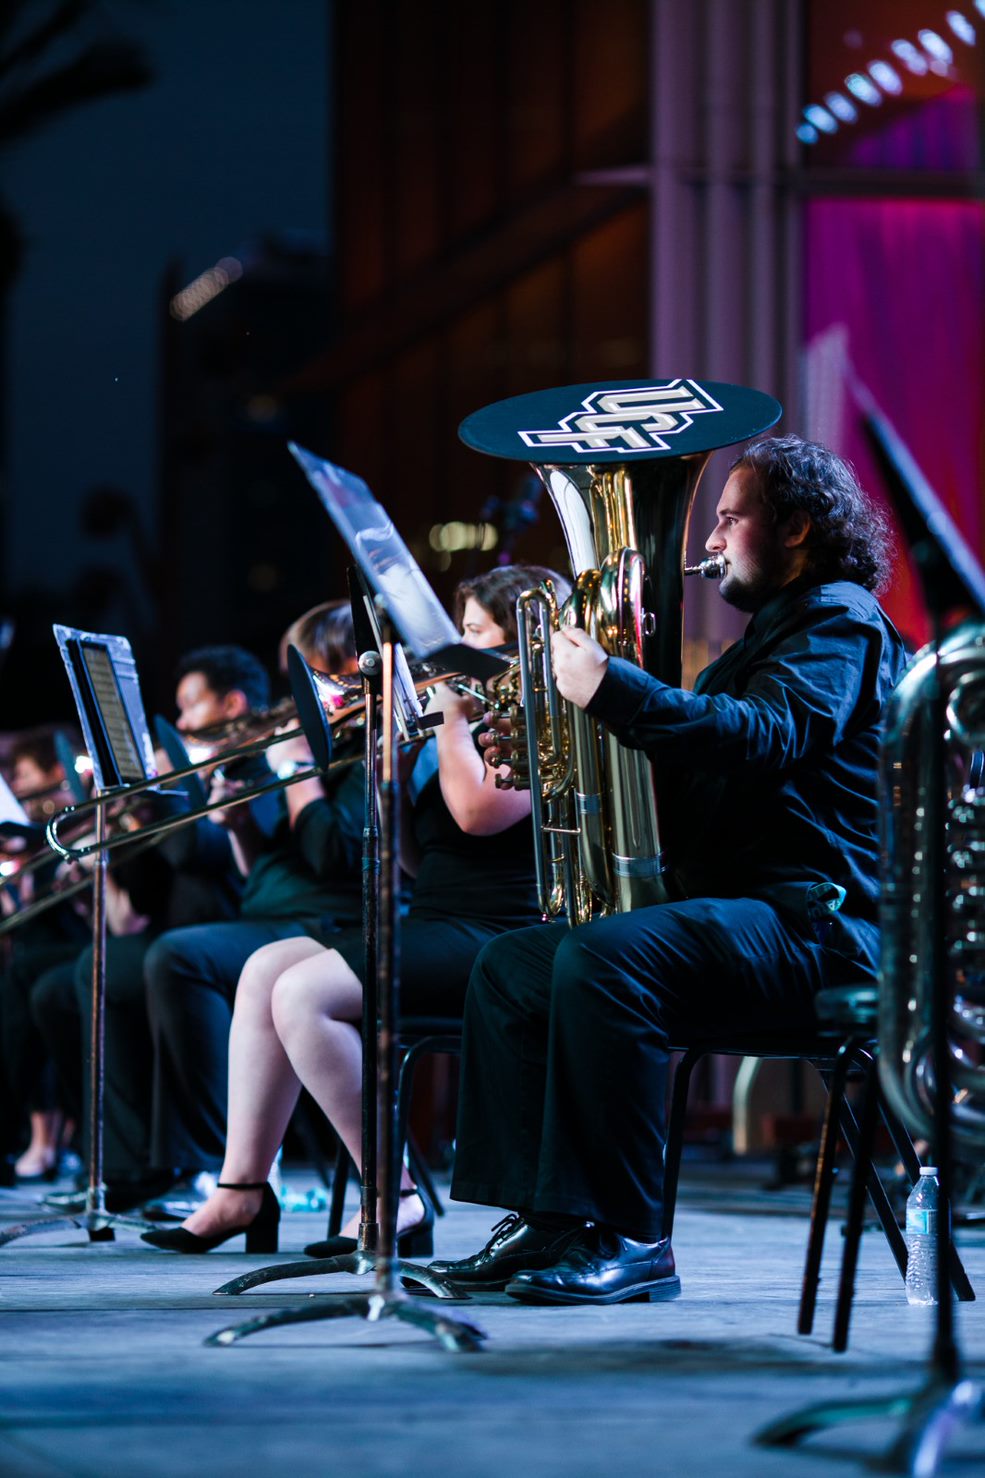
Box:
<box><xmin>322</xmin><ymin>755</ymin><xmax>541</xmax><ymax>1016</ymax></box>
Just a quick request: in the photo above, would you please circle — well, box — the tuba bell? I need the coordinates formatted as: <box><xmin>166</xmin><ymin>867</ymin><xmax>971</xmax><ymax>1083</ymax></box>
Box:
<box><xmin>460</xmin><ymin>378</ymin><xmax>782</xmax><ymax>923</ymax></box>
<box><xmin>879</xmin><ymin>621</ymin><xmax>985</xmax><ymax>1154</ymax></box>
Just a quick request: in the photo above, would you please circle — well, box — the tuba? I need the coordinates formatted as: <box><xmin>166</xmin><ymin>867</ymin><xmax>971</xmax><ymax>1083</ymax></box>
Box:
<box><xmin>879</xmin><ymin>623</ymin><xmax>985</xmax><ymax>1154</ymax></box>
<box><xmin>460</xmin><ymin>378</ymin><xmax>781</xmax><ymax>923</ymax></box>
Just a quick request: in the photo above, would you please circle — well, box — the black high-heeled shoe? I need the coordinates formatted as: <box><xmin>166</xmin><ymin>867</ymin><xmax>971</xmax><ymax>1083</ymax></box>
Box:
<box><xmin>303</xmin><ymin>1186</ymin><xmax>434</xmax><ymax>1260</ymax></box>
<box><xmin>140</xmin><ymin>1181</ymin><xmax>279</xmax><ymax>1254</ymax></box>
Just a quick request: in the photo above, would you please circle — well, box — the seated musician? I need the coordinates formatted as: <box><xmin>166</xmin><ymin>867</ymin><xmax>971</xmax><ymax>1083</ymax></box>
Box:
<box><xmin>141</xmin><ymin>565</ymin><xmax>569</xmax><ymax>1254</ymax></box>
<box><xmin>429</xmin><ymin>436</ymin><xmax>908</xmax><ymax>1305</ymax></box>
<box><xmin>139</xmin><ymin>603</ymin><xmax>367</xmax><ymax>1219</ymax></box>
<box><xmin>0</xmin><ymin>729</ymin><xmax>88</xmax><ymax>1181</ymax></box>
<box><xmin>31</xmin><ymin>645</ymin><xmax>269</xmax><ymax>1211</ymax></box>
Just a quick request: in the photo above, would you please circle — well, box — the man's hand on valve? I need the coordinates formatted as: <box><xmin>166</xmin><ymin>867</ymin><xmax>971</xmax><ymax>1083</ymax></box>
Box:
<box><xmin>551</xmin><ymin>626</ymin><xmax>609</xmax><ymax>709</ymax></box>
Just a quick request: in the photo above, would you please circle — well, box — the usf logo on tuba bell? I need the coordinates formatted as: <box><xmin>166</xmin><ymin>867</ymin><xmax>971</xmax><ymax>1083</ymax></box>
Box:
<box><xmin>518</xmin><ymin>379</ymin><xmax>724</xmax><ymax>456</ymax></box>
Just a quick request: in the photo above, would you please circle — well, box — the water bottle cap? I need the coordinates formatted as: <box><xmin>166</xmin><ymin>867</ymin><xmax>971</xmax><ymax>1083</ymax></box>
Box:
<box><xmin>919</xmin><ymin>1166</ymin><xmax>938</xmax><ymax>1175</ymax></box>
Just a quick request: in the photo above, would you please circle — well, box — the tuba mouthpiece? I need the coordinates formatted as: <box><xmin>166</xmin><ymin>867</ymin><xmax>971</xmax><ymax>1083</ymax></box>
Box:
<box><xmin>684</xmin><ymin>554</ymin><xmax>726</xmax><ymax>580</ymax></box>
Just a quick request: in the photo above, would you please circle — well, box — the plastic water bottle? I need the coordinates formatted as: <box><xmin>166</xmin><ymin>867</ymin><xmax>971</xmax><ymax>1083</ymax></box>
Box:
<box><xmin>904</xmin><ymin>1166</ymin><xmax>940</xmax><ymax>1306</ymax></box>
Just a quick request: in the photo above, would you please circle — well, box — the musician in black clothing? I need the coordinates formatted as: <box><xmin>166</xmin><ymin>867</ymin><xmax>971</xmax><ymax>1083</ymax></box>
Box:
<box><xmin>434</xmin><ymin>435</ymin><xmax>908</xmax><ymax>1305</ymax></box>
<box><xmin>0</xmin><ymin>730</ymin><xmax>89</xmax><ymax>1178</ymax></box>
<box><xmin>140</xmin><ymin>603</ymin><xmax>366</xmax><ymax>1205</ymax></box>
<box><xmin>30</xmin><ymin>645</ymin><xmax>269</xmax><ymax>1208</ymax></box>
<box><xmin>141</xmin><ymin>566</ymin><xmax>566</xmax><ymax>1254</ymax></box>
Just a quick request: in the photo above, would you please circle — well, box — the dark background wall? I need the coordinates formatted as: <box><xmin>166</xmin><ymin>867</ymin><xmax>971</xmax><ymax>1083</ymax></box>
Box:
<box><xmin>1</xmin><ymin>0</ymin><xmax>330</xmax><ymax>719</ymax></box>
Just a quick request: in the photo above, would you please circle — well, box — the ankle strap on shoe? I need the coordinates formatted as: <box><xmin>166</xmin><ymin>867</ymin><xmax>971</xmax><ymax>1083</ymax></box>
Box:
<box><xmin>400</xmin><ymin>1186</ymin><xmax>420</xmax><ymax>1198</ymax></box>
<box><xmin>217</xmin><ymin>1181</ymin><xmax>267</xmax><ymax>1191</ymax></box>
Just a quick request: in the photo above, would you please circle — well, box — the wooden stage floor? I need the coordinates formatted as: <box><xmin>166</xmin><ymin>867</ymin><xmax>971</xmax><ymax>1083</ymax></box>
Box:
<box><xmin>1</xmin><ymin>1163</ymin><xmax>983</xmax><ymax>1476</ymax></box>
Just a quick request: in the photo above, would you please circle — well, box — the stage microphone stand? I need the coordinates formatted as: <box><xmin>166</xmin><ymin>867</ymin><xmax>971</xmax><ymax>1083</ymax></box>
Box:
<box><xmin>0</xmin><ymin>796</ymin><xmax>157</xmax><ymax>1246</ymax></box>
<box><xmin>207</xmin><ymin>622</ymin><xmax>486</xmax><ymax>1351</ymax></box>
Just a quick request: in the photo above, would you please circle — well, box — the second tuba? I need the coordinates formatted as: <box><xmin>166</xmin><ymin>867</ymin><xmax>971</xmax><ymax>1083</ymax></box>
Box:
<box><xmin>460</xmin><ymin>378</ymin><xmax>782</xmax><ymax>924</ymax></box>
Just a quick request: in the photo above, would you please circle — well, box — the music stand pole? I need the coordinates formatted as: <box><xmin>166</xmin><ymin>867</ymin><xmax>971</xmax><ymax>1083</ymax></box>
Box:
<box><xmin>208</xmin><ymin>620</ymin><xmax>485</xmax><ymax>1350</ymax></box>
<box><xmin>0</xmin><ymin>789</ymin><xmax>157</xmax><ymax>1246</ymax></box>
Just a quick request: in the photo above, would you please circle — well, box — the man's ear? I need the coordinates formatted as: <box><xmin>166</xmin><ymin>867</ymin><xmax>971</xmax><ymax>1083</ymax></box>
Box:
<box><xmin>223</xmin><ymin>688</ymin><xmax>250</xmax><ymax>718</ymax></box>
<box><xmin>783</xmin><ymin>510</ymin><xmax>812</xmax><ymax>549</ymax></box>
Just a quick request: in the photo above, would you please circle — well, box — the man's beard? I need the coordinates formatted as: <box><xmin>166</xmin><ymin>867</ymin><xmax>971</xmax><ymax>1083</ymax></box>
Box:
<box><xmin>718</xmin><ymin>544</ymin><xmax>789</xmax><ymax>613</ymax></box>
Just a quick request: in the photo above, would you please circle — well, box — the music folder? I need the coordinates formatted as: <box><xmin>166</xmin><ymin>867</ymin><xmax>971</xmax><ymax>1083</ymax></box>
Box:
<box><xmin>288</xmin><ymin>442</ymin><xmax>509</xmax><ymax>683</ymax></box>
<box><xmin>53</xmin><ymin>626</ymin><xmax>157</xmax><ymax>793</ymax></box>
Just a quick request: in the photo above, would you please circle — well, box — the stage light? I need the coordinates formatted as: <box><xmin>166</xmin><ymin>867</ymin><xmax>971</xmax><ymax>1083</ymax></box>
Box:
<box><xmin>891</xmin><ymin>38</ymin><xmax>930</xmax><ymax>74</ymax></box>
<box><xmin>868</xmin><ymin>60</ymin><xmax>903</xmax><ymax>94</ymax></box>
<box><xmin>428</xmin><ymin>522</ymin><xmax>499</xmax><ymax>553</ymax></box>
<box><xmin>824</xmin><ymin>91</ymin><xmax>858</xmax><ymax>122</ymax></box>
<box><xmin>804</xmin><ymin>104</ymin><xmax>838</xmax><ymax>134</ymax></box>
<box><xmin>976</xmin><ymin>0</ymin><xmax>985</xmax><ymax>17</ymax></box>
<box><xmin>0</xmin><ymin>861</ymin><xmax>17</xmax><ymax>878</ymax></box>
<box><xmin>918</xmin><ymin>29</ymin><xmax>954</xmax><ymax>64</ymax></box>
<box><xmin>947</xmin><ymin>11</ymin><xmax>977</xmax><ymax>44</ymax></box>
<box><xmin>845</xmin><ymin>73</ymin><xmax>883</xmax><ymax>105</ymax></box>
<box><xmin>170</xmin><ymin>256</ymin><xmax>244</xmax><ymax>321</ymax></box>
<box><xmin>796</xmin><ymin>123</ymin><xmax>819</xmax><ymax>145</ymax></box>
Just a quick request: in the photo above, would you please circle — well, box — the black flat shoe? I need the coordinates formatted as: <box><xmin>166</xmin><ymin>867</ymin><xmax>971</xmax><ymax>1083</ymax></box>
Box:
<box><xmin>304</xmin><ymin>1187</ymin><xmax>434</xmax><ymax>1260</ymax></box>
<box><xmin>505</xmin><ymin>1227</ymin><xmax>681</xmax><ymax>1305</ymax></box>
<box><xmin>428</xmin><ymin>1213</ymin><xmax>586</xmax><ymax>1292</ymax></box>
<box><xmin>140</xmin><ymin>1181</ymin><xmax>279</xmax><ymax>1254</ymax></box>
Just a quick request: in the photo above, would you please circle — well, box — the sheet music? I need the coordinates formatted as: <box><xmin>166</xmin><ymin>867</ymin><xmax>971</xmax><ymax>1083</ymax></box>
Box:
<box><xmin>79</xmin><ymin>645</ymin><xmax>146</xmax><ymax>783</ymax></box>
<box><xmin>288</xmin><ymin>444</ymin><xmax>461</xmax><ymax>659</ymax></box>
<box><xmin>0</xmin><ymin>774</ymin><xmax>30</xmax><ymax>828</ymax></box>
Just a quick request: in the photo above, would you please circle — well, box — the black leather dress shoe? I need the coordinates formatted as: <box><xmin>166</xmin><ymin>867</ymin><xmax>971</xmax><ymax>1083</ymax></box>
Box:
<box><xmin>429</xmin><ymin>1213</ymin><xmax>586</xmax><ymax>1292</ymax></box>
<box><xmin>505</xmin><ymin>1227</ymin><xmax>681</xmax><ymax>1305</ymax></box>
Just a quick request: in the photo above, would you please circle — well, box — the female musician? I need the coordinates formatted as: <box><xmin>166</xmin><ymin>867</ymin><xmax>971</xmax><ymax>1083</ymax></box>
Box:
<box><xmin>142</xmin><ymin>564</ymin><xmax>568</xmax><ymax>1254</ymax></box>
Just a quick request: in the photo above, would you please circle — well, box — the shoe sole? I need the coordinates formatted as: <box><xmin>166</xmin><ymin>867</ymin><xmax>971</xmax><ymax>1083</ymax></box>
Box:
<box><xmin>504</xmin><ymin>1274</ymin><xmax>682</xmax><ymax>1306</ymax></box>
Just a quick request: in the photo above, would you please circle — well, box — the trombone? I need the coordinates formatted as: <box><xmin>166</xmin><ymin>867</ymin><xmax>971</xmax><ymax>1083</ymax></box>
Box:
<box><xmin>42</xmin><ymin>646</ymin><xmax>481</xmax><ymax>866</ymax></box>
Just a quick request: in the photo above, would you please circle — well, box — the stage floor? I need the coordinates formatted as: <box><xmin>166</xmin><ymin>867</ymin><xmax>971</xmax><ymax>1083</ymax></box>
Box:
<box><xmin>1</xmin><ymin>1163</ymin><xmax>983</xmax><ymax>1476</ymax></box>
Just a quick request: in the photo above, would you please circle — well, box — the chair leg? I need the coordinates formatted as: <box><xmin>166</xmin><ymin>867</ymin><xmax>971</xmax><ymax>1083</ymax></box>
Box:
<box><xmin>878</xmin><ymin>1093</ymin><xmax>975</xmax><ymax>1303</ymax></box>
<box><xmin>290</xmin><ymin>1099</ymin><xmax>336</xmax><ymax>1191</ymax></box>
<box><xmin>832</xmin><ymin>1050</ymin><xmax>882</xmax><ymax>1352</ymax></box>
<box><xmin>836</xmin><ymin>1069</ymin><xmax>909</xmax><ymax>1279</ymax></box>
<box><xmin>798</xmin><ymin>1044</ymin><xmax>853</xmax><ymax>1335</ymax></box>
<box><xmin>661</xmin><ymin>1049</ymin><xmax>703</xmax><ymax>1243</ymax></box>
<box><xmin>408</xmin><ymin>1135</ymin><xmax>444</xmax><ymax>1217</ymax></box>
<box><xmin>326</xmin><ymin>1143</ymin><xmax>351</xmax><ymax>1238</ymax></box>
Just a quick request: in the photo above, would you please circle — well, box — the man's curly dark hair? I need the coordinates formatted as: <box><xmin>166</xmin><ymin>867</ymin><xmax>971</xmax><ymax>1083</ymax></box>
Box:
<box><xmin>731</xmin><ymin>435</ymin><xmax>894</xmax><ymax>593</ymax></box>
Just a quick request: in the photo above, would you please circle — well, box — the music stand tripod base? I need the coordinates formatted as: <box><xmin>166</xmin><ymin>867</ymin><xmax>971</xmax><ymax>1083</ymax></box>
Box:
<box><xmin>206</xmin><ymin>1287</ymin><xmax>487</xmax><ymax>1353</ymax></box>
<box><xmin>213</xmin><ymin>1249</ymin><xmax>461</xmax><ymax>1300</ymax></box>
<box><xmin>0</xmin><ymin>1204</ymin><xmax>158</xmax><ymax>1246</ymax></box>
<box><xmin>755</xmin><ymin>1376</ymin><xmax>983</xmax><ymax>1476</ymax></box>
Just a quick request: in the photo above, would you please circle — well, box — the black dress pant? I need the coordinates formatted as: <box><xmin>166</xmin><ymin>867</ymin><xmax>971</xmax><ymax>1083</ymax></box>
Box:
<box><xmin>143</xmin><ymin>920</ymin><xmax>309</xmax><ymax>1173</ymax></box>
<box><xmin>1</xmin><ymin>939</ymin><xmax>84</xmax><ymax>1151</ymax></box>
<box><xmin>31</xmin><ymin>935</ymin><xmax>157</xmax><ymax>1177</ymax></box>
<box><xmin>451</xmin><ymin>898</ymin><xmax>826</xmax><ymax>1241</ymax></box>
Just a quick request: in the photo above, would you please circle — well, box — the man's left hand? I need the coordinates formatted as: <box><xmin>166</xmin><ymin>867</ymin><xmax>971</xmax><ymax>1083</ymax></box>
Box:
<box><xmin>551</xmin><ymin>627</ymin><xmax>608</xmax><ymax>709</ymax></box>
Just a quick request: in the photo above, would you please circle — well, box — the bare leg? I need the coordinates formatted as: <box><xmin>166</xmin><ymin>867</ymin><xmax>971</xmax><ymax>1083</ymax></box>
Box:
<box><xmin>272</xmin><ymin>952</ymin><xmax>422</xmax><ymax>1238</ymax></box>
<box><xmin>14</xmin><ymin>1110</ymin><xmax>61</xmax><ymax>1178</ymax></box>
<box><xmin>182</xmin><ymin>936</ymin><xmax>326</xmax><ymax>1237</ymax></box>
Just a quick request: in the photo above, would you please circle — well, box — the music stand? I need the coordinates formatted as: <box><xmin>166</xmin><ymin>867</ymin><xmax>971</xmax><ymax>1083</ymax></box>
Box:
<box><xmin>0</xmin><ymin>627</ymin><xmax>160</xmax><ymax>1247</ymax></box>
<box><xmin>207</xmin><ymin>450</ymin><xmax>491</xmax><ymax>1352</ymax></box>
<box><xmin>757</xmin><ymin>410</ymin><xmax>984</xmax><ymax>1471</ymax></box>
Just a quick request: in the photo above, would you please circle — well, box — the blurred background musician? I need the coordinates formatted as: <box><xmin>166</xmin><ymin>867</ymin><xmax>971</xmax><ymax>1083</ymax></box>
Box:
<box><xmin>140</xmin><ymin>601</ymin><xmax>366</xmax><ymax>1221</ymax></box>
<box><xmin>34</xmin><ymin>645</ymin><xmax>268</xmax><ymax>1213</ymax></box>
<box><xmin>0</xmin><ymin>729</ymin><xmax>89</xmax><ymax>1182</ymax></box>
<box><xmin>142</xmin><ymin>565</ymin><xmax>567</xmax><ymax>1255</ymax></box>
